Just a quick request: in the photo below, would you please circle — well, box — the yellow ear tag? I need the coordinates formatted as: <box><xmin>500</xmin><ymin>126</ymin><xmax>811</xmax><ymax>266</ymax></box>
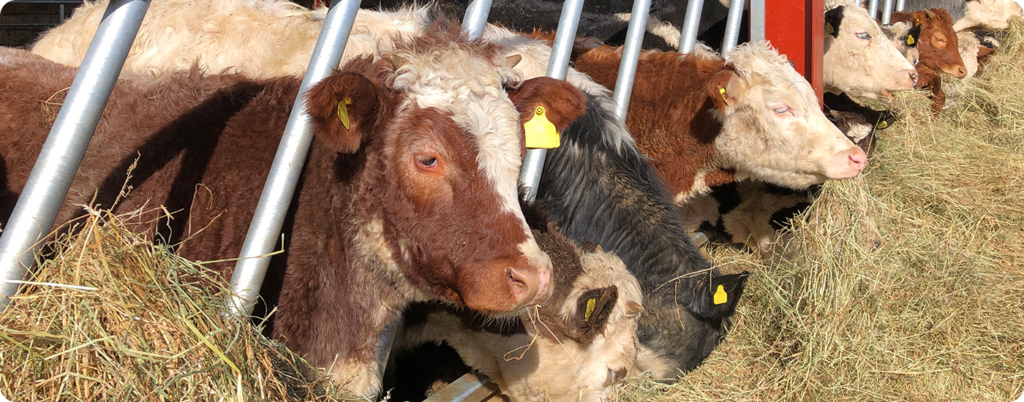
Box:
<box><xmin>719</xmin><ymin>87</ymin><xmax>729</xmax><ymax>103</ymax></box>
<box><xmin>713</xmin><ymin>285</ymin><xmax>728</xmax><ymax>305</ymax></box>
<box><xmin>906</xmin><ymin>35</ymin><xmax>915</xmax><ymax>45</ymax></box>
<box><xmin>826</xmin><ymin>22</ymin><xmax>835</xmax><ymax>35</ymax></box>
<box><xmin>876</xmin><ymin>120</ymin><xmax>889</xmax><ymax>129</ymax></box>
<box><xmin>524</xmin><ymin>106</ymin><xmax>560</xmax><ymax>149</ymax></box>
<box><xmin>337</xmin><ymin>97</ymin><xmax>353</xmax><ymax>130</ymax></box>
<box><xmin>585</xmin><ymin>297</ymin><xmax>596</xmax><ymax>321</ymax></box>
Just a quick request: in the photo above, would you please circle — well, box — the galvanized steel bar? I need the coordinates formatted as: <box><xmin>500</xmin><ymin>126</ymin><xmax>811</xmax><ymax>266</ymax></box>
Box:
<box><xmin>722</xmin><ymin>0</ymin><xmax>747</xmax><ymax>54</ymax></box>
<box><xmin>519</xmin><ymin>0</ymin><xmax>585</xmax><ymax>203</ymax></box>
<box><xmin>611</xmin><ymin>0</ymin><xmax>651</xmax><ymax>121</ymax></box>
<box><xmin>227</xmin><ymin>0</ymin><xmax>361</xmax><ymax>316</ymax></box>
<box><xmin>868</xmin><ymin>0</ymin><xmax>879</xmax><ymax>20</ymax></box>
<box><xmin>679</xmin><ymin>0</ymin><xmax>705</xmax><ymax>53</ymax></box>
<box><xmin>881</xmin><ymin>0</ymin><xmax>893</xmax><ymax>23</ymax></box>
<box><xmin>462</xmin><ymin>0</ymin><xmax>493</xmax><ymax>39</ymax></box>
<box><xmin>749</xmin><ymin>0</ymin><xmax>765</xmax><ymax>42</ymax></box>
<box><xmin>896</xmin><ymin>0</ymin><xmax>905</xmax><ymax>11</ymax></box>
<box><xmin>0</xmin><ymin>0</ymin><xmax>149</xmax><ymax>311</ymax></box>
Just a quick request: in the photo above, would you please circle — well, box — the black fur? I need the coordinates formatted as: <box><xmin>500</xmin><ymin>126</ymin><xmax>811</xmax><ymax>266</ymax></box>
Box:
<box><xmin>825</xmin><ymin>6</ymin><xmax>844</xmax><ymax>38</ymax></box>
<box><xmin>538</xmin><ymin>94</ymin><xmax>748</xmax><ymax>376</ymax></box>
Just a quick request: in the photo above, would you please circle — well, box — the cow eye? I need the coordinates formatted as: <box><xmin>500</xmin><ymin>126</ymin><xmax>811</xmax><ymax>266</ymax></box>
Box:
<box><xmin>856</xmin><ymin>32</ymin><xmax>871</xmax><ymax>41</ymax></box>
<box><xmin>773</xmin><ymin>106</ymin><xmax>792</xmax><ymax>116</ymax></box>
<box><xmin>417</xmin><ymin>156</ymin><xmax>438</xmax><ymax>168</ymax></box>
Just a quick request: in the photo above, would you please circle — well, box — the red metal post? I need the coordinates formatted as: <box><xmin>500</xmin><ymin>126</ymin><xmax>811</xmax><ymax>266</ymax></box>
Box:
<box><xmin>764</xmin><ymin>0</ymin><xmax>824</xmax><ymax>104</ymax></box>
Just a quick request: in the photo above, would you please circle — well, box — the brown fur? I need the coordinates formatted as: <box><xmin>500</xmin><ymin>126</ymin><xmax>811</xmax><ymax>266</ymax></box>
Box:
<box><xmin>0</xmin><ymin>24</ymin><xmax>577</xmax><ymax>395</ymax></box>
<box><xmin>573</xmin><ymin>47</ymin><xmax>738</xmax><ymax>196</ymax></box>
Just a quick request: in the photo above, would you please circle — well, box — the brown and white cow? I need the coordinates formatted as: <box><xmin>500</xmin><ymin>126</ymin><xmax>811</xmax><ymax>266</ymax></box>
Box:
<box><xmin>823</xmin><ymin>0</ymin><xmax>919</xmax><ymax>102</ymax></box>
<box><xmin>399</xmin><ymin>220</ymin><xmax>644</xmax><ymax>402</ymax></box>
<box><xmin>887</xmin><ymin>9</ymin><xmax>968</xmax><ymax>110</ymax></box>
<box><xmin>0</xmin><ymin>26</ymin><xmax>576</xmax><ymax>397</ymax></box>
<box><xmin>570</xmin><ymin>42</ymin><xmax>867</xmax><ymax>203</ymax></box>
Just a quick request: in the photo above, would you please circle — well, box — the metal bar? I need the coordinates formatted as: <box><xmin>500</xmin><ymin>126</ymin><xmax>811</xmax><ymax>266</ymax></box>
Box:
<box><xmin>867</xmin><ymin>0</ymin><xmax>879</xmax><ymax>20</ymax></box>
<box><xmin>424</xmin><ymin>373</ymin><xmax>501</xmax><ymax>402</ymax></box>
<box><xmin>59</xmin><ymin>3</ymin><xmax>65</xmax><ymax>23</ymax></box>
<box><xmin>518</xmin><ymin>0</ymin><xmax>585</xmax><ymax>203</ymax></box>
<box><xmin>749</xmin><ymin>0</ymin><xmax>765</xmax><ymax>42</ymax></box>
<box><xmin>0</xmin><ymin>0</ymin><xmax>149</xmax><ymax>311</ymax></box>
<box><xmin>722</xmin><ymin>0</ymin><xmax>747</xmax><ymax>54</ymax></box>
<box><xmin>611</xmin><ymin>0</ymin><xmax>651</xmax><ymax>122</ymax></box>
<box><xmin>679</xmin><ymin>0</ymin><xmax>705</xmax><ymax>53</ymax></box>
<box><xmin>461</xmin><ymin>0</ymin><xmax>492</xmax><ymax>39</ymax></box>
<box><xmin>895</xmin><ymin>0</ymin><xmax>905</xmax><ymax>11</ymax></box>
<box><xmin>226</xmin><ymin>0</ymin><xmax>360</xmax><ymax>316</ymax></box>
<box><xmin>880</xmin><ymin>0</ymin><xmax>893</xmax><ymax>23</ymax></box>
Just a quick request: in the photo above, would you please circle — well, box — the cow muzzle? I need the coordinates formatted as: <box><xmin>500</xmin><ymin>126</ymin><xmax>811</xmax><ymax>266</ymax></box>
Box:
<box><xmin>461</xmin><ymin>254</ymin><xmax>552</xmax><ymax>313</ymax></box>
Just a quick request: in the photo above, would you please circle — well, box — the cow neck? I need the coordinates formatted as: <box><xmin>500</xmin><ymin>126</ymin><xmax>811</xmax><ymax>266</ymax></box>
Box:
<box><xmin>574</xmin><ymin>49</ymin><xmax>737</xmax><ymax>202</ymax></box>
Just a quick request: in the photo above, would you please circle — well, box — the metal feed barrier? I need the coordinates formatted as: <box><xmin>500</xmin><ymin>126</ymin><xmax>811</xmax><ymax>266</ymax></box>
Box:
<box><xmin>0</xmin><ymin>0</ymin><xmax>825</xmax><ymax>399</ymax></box>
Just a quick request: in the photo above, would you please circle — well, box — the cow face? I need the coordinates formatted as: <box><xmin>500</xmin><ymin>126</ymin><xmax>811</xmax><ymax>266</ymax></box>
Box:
<box><xmin>823</xmin><ymin>3</ymin><xmax>918</xmax><ymax>102</ymax></box>
<box><xmin>711</xmin><ymin>42</ymin><xmax>867</xmax><ymax>189</ymax></box>
<box><xmin>897</xmin><ymin>9</ymin><xmax>968</xmax><ymax>78</ymax></box>
<box><xmin>306</xmin><ymin>30</ymin><xmax>553</xmax><ymax>315</ymax></box>
<box><xmin>957</xmin><ymin>0</ymin><xmax>1024</xmax><ymax>31</ymax></box>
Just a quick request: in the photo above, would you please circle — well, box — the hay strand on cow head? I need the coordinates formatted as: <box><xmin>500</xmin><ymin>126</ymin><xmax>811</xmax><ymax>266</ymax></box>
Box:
<box><xmin>0</xmin><ymin>209</ymin><xmax>364</xmax><ymax>401</ymax></box>
<box><xmin>618</xmin><ymin>18</ymin><xmax>1024</xmax><ymax>401</ymax></box>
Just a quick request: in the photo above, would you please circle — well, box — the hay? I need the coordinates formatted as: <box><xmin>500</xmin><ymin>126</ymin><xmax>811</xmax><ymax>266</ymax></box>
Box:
<box><xmin>0</xmin><ymin>210</ymin><xmax>352</xmax><ymax>401</ymax></box>
<box><xmin>618</xmin><ymin>19</ymin><xmax>1024</xmax><ymax>401</ymax></box>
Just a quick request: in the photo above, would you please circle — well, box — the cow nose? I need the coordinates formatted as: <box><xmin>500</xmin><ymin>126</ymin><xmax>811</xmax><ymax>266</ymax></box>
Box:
<box><xmin>910</xmin><ymin>72</ymin><xmax>919</xmax><ymax>86</ymax></box>
<box><xmin>507</xmin><ymin>261</ymin><xmax>552</xmax><ymax>306</ymax></box>
<box><xmin>956</xmin><ymin>65</ymin><xmax>968</xmax><ymax>78</ymax></box>
<box><xmin>849</xmin><ymin>150</ymin><xmax>867</xmax><ymax>172</ymax></box>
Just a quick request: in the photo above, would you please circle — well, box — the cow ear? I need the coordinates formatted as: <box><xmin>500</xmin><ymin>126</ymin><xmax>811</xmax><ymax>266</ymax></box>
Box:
<box><xmin>574</xmin><ymin>286</ymin><xmax>620</xmax><ymax>341</ymax></box>
<box><xmin>704</xmin><ymin>272</ymin><xmax>750</xmax><ymax>318</ymax></box>
<box><xmin>911</xmin><ymin>10</ymin><xmax>928</xmax><ymax>26</ymax></box>
<box><xmin>708</xmin><ymin>69</ymin><xmax>745</xmax><ymax>113</ymax></box>
<box><xmin>305</xmin><ymin>72</ymin><xmax>383</xmax><ymax>154</ymax></box>
<box><xmin>905</xmin><ymin>23</ymin><xmax>921</xmax><ymax>47</ymax></box>
<box><xmin>824</xmin><ymin>6</ymin><xmax>843</xmax><ymax>38</ymax></box>
<box><xmin>508</xmin><ymin>77</ymin><xmax>587</xmax><ymax>133</ymax></box>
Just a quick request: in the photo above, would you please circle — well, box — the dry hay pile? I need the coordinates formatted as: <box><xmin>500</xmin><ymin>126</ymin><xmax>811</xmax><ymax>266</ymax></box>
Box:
<box><xmin>618</xmin><ymin>19</ymin><xmax>1024</xmax><ymax>402</ymax></box>
<box><xmin>0</xmin><ymin>211</ymin><xmax>347</xmax><ymax>401</ymax></box>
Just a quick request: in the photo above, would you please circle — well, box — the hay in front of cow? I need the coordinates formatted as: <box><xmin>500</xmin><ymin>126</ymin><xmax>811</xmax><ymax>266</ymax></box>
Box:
<box><xmin>618</xmin><ymin>19</ymin><xmax>1024</xmax><ymax>401</ymax></box>
<box><xmin>0</xmin><ymin>209</ymin><xmax>355</xmax><ymax>401</ymax></box>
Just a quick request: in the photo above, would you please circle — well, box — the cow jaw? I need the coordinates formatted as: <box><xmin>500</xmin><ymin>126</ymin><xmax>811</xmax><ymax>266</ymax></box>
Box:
<box><xmin>718</xmin><ymin>42</ymin><xmax>867</xmax><ymax>189</ymax></box>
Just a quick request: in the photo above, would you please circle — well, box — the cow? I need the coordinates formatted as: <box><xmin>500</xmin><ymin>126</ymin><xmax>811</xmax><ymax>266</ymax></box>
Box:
<box><xmin>30</xmin><ymin>0</ymin><xmax>431</xmax><ymax>79</ymax></box>
<box><xmin>902</xmin><ymin>0</ymin><xmax>1023</xmax><ymax>31</ymax></box>
<box><xmin>398</xmin><ymin>218</ymin><xmax>645</xmax><ymax>402</ymax></box>
<box><xmin>824</xmin><ymin>0</ymin><xmax>920</xmax><ymax>102</ymax></box>
<box><xmin>570</xmin><ymin>42</ymin><xmax>867</xmax><ymax>202</ymax></box>
<box><xmin>0</xmin><ymin>25</ymin><xmax>574</xmax><ymax>397</ymax></box>
<box><xmin>886</xmin><ymin>9</ymin><xmax>968</xmax><ymax>110</ymax></box>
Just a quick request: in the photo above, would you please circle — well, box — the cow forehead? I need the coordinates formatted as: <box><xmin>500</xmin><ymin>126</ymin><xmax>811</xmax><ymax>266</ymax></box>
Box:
<box><xmin>387</xmin><ymin>45</ymin><xmax>529</xmax><ymax>219</ymax></box>
<box><xmin>726</xmin><ymin>43</ymin><xmax>818</xmax><ymax>109</ymax></box>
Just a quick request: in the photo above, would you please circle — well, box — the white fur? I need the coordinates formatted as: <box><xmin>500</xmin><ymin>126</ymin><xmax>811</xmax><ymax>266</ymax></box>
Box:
<box><xmin>956</xmin><ymin>0</ymin><xmax>1023</xmax><ymax>31</ymax></box>
<box><xmin>399</xmin><ymin>247</ymin><xmax>642</xmax><ymax>402</ymax></box>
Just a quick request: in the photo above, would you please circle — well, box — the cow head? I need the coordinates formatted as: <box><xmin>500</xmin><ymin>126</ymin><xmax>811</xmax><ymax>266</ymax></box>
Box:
<box><xmin>710</xmin><ymin>42</ymin><xmax>868</xmax><ymax>189</ymax></box>
<box><xmin>893</xmin><ymin>9</ymin><xmax>968</xmax><ymax>78</ymax></box>
<box><xmin>823</xmin><ymin>2</ymin><xmax>918</xmax><ymax>101</ymax></box>
<box><xmin>305</xmin><ymin>25</ymin><xmax>553</xmax><ymax>315</ymax></box>
<box><xmin>957</xmin><ymin>0</ymin><xmax>1023</xmax><ymax>31</ymax></box>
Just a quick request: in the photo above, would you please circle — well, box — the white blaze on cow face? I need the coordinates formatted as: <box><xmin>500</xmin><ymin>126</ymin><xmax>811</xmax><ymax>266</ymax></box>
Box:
<box><xmin>386</xmin><ymin>33</ymin><xmax>553</xmax><ymax>311</ymax></box>
<box><xmin>823</xmin><ymin>0</ymin><xmax>918</xmax><ymax>102</ymax></box>
<box><xmin>714</xmin><ymin>42</ymin><xmax>868</xmax><ymax>189</ymax></box>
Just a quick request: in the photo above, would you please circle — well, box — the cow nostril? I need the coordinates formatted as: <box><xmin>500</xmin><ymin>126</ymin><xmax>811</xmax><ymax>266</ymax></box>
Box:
<box><xmin>849</xmin><ymin>152</ymin><xmax>867</xmax><ymax>168</ymax></box>
<box><xmin>506</xmin><ymin>268</ymin><xmax>528</xmax><ymax>291</ymax></box>
<box><xmin>910</xmin><ymin>73</ymin><xmax>919</xmax><ymax>86</ymax></box>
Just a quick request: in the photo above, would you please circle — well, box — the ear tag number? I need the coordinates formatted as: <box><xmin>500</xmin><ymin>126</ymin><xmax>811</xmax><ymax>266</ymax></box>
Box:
<box><xmin>337</xmin><ymin>96</ymin><xmax>353</xmax><ymax>130</ymax></box>
<box><xmin>906</xmin><ymin>35</ymin><xmax>915</xmax><ymax>45</ymax></box>
<box><xmin>826</xmin><ymin>22</ymin><xmax>835</xmax><ymax>35</ymax></box>
<box><xmin>524</xmin><ymin>106</ymin><xmax>560</xmax><ymax>149</ymax></box>
<box><xmin>585</xmin><ymin>297</ymin><xmax>597</xmax><ymax>321</ymax></box>
<box><xmin>713</xmin><ymin>285</ymin><xmax>728</xmax><ymax>305</ymax></box>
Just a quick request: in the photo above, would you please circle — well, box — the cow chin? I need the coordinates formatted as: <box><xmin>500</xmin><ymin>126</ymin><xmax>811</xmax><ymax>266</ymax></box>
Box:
<box><xmin>457</xmin><ymin>255</ymin><xmax>553</xmax><ymax>315</ymax></box>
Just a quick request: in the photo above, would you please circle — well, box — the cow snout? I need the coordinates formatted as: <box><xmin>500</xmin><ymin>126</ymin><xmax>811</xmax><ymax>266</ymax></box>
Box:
<box><xmin>891</xmin><ymin>69</ymin><xmax>919</xmax><ymax>91</ymax></box>
<box><xmin>507</xmin><ymin>257</ymin><xmax>553</xmax><ymax>306</ymax></box>
<box><xmin>956</xmin><ymin>65</ymin><xmax>968</xmax><ymax>78</ymax></box>
<box><xmin>943</xmin><ymin>64</ymin><xmax>969</xmax><ymax>78</ymax></box>
<box><xmin>825</xmin><ymin>146</ymin><xmax>868</xmax><ymax>179</ymax></box>
<box><xmin>849</xmin><ymin>150</ymin><xmax>867</xmax><ymax>172</ymax></box>
<box><xmin>910</xmin><ymin>72</ymin><xmax>919</xmax><ymax>87</ymax></box>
